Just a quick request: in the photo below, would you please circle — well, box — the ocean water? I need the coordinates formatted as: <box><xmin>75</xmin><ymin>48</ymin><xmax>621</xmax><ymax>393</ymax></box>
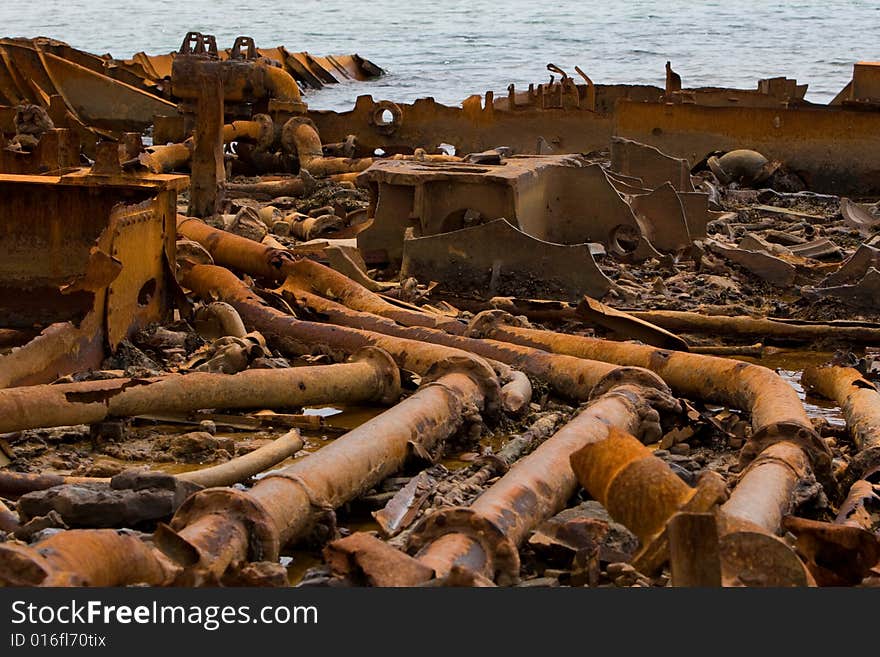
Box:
<box><xmin>1</xmin><ymin>1</ymin><xmax>877</xmax><ymax>110</ymax></box>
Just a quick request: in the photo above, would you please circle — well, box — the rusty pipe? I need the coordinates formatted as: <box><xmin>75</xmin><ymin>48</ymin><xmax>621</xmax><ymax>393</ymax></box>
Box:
<box><xmin>0</xmin><ymin>529</ymin><xmax>177</xmax><ymax>586</ymax></box>
<box><xmin>283</xmin><ymin>257</ymin><xmax>468</xmax><ymax>335</ymax></box>
<box><xmin>718</xmin><ymin>440</ymin><xmax>818</xmax><ymax>586</ymax></box>
<box><xmin>157</xmin><ymin>362</ymin><xmax>494</xmax><ymax>584</ymax></box>
<box><xmin>181</xmin><ymin>264</ymin><xmax>499</xmax><ymax>385</ymax></box>
<box><xmin>802</xmin><ymin>365</ymin><xmax>880</xmax><ymax>481</ymax></box>
<box><xmin>141</xmin><ymin>115</ymin><xmax>274</xmax><ymax>174</ymax></box>
<box><xmin>0</xmin><ymin>348</ymin><xmax>400</xmax><ymax>433</ymax></box>
<box><xmin>138</xmin><ymin>141</ymin><xmax>192</xmax><ymax>173</ymax></box>
<box><xmin>282</xmin><ymin>285</ymin><xmax>633</xmax><ymax>403</ymax></box>
<box><xmin>177</xmin><ymin>429</ymin><xmax>304</xmax><ymax>488</ymax></box>
<box><xmin>472</xmin><ymin>313</ymin><xmax>830</xmax><ymax>477</ymax></box>
<box><xmin>720</xmin><ymin>441</ymin><xmax>811</xmax><ymax>534</ymax></box>
<box><xmin>194</xmin><ymin>301</ymin><xmax>248</xmax><ymax>338</ymax></box>
<box><xmin>180</xmin><ymin>215</ymin><xmax>466</xmax><ymax>334</ymax></box>
<box><xmin>569</xmin><ymin>429</ymin><xmax>811</xmax><ymax>586</ymax></box>
<box><xmin>261</xmin><ymin>63</ymin><xmax>304</xmax><ymax>105</ymax></box>
<box><xmin>281</xmin><ymin>118</ymin><xmax>373</xmax><ymax>176</ymax></box>
<box><xmin>409</xmin><ymin>380</ymin><xmax>671</xmax><ymax>584</ymax></box>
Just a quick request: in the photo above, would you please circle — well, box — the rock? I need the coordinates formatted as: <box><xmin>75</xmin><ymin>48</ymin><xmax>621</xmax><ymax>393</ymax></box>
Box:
<box><xmin>170</xmin><ymin>432</ymin><xmax>220</xmax><ymax>462</ymax></box>
<box><xmin>13</xmin><ymin>510</ymin><xmax>68</xmax><ymax>541</ymax></box>
<box><xmin>17</xmin><ymin>483</ymin><xmax>178</xmax><ymax>528</ymax></box>
<box><xmin>670</xmin><ymin>443</ymin><xmax>691</xmax><ymax>455</ymax></box>
<box><xmin>199</xmin><ymin>420</ymin><xmax>217</xmax><ymax>435</ymax></box>
<box><xmin>537</xmin><ymin>501</ymin><xmax>639</xmax><ymax>564</ymax></box>
<box><xmin>515</xmin><ymin>577</ymin><xmax>560</xmax><ymax>588</ymax></box>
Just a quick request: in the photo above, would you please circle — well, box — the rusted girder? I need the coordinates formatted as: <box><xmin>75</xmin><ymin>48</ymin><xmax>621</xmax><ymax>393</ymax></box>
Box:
<box><xmin>0</xmin><ymin>348</ymin><xmax>400</xmax><ymax>433</ymax></box>
<box><xmin>155</xmin><ymin>361</ymin><xmax>494</xmax><ymax>584</ymax></box>
<box><xmin>470</xmin><ymin>313</ymin><xmax>831</xmax><ymax>480</ymax></box>
<box><xmin>802</xmin><ymin>365</ymin><xmax>880</xmax><ymax>483</ymax></box>
<box><xmin>0</xmin><ymin>529</ymin><xmax>178</xmax><ymax>586</ymax></box>
<box><xmin>408</xmin><ymin>379</ymin><xmax>673</xmax><ymax>585</ymax></box>
<box><xmin>186</xmin><ymin>67</ymin><xmax>225</xmax><ymax>218</ymax></box>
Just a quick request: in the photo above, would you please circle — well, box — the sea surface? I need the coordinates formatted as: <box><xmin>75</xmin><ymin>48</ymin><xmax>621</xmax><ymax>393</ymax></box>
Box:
<box><xmin>1</xmin><ymin>1</ymin><xmax>877</xmax><ymax>110</ymax></box>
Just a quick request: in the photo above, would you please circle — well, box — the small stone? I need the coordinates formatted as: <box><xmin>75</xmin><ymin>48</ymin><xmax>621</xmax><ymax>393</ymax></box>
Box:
<box><xmin>728</xmin><ymin>437</ymin><xmax>744</xmax><ymax>449</ymax></box>
<box><xmin>198</xmin><ymin>420</ymin><xmax>217</xmax><ymax>435</ymax></box>
<box><xmin>516</xmin><ymin>577</ymin><xmax>560</xmax><ymax>588</ymax></box>
<box><xmin>606</xmin><ymin>562</ymin><xmax>635</xmax><ymax>577</ymax></box>
<box><xmin>669</xmin><ymin>443</ymin><xmax>691</xmax><ymax>455</ymax></box>
<box><xmin>170</xmin><ymin>432</ymin><xmax>219</xmax><ymax>462</ymax></box>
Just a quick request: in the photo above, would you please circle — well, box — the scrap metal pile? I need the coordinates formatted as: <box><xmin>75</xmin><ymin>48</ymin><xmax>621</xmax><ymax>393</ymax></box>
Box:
<box><xmin>0</xmin><ymin>39</ymin><xmax>879</xmax><ymax>587</ymax></box>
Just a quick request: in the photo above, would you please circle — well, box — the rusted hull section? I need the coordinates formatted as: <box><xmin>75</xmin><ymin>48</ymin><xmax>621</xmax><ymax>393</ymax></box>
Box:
<box><xmin>614</xmin><ymin>101</ymin><xmax>880</xmax><ymax>195</ymax></box>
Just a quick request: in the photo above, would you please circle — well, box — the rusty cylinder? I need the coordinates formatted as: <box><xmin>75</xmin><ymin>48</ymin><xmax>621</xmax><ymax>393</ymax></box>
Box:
<box><xmin>720</xmin><ymin>440</ymin><xmax>811</xmax><ymax>534</ymax></box>
<box><xmin>802</xmin><ymin>365</ymin><xmax>880</xmax><ymax>480</ymax></box>
<box><xmin>156</xmin><ymin>362</ymin><xmax>496</xmax><ymax>584</ymax></box>
<box><xmin>178</xmin><ymin>215</ymin><xmax>467</xmax><ymax>335</ymax></box>
<box><xmin>0</xmin><ymin>529</ymin><xmax>177</xmax><ymax>586</ymax></box>
<box><xmin>282</xmin><ymin>285</ymin><xmax>628</xmax><ymax>403</ymax></box>
<box><xmin>410</xmin><ymin>380</ymin><xmax>669</xmax><ymax>584</ymax></box>
<box><xmin>570</xmin><ymin>427</ymin><xmax>704</xmax><ymax>545</ymax></box>
<box><xmin>473</xmin><ymin>314</ymin><xmax>830</xmax><ymax>477</ymax></box>
<box><xmin>0</xmin><ymin>347</ymin><xmax>400</xmax><ymax>433</ymax></box>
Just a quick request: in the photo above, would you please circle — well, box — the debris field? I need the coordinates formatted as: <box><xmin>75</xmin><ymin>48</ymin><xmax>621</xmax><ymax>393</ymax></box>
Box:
<box><xmin>0</xmin><ymin>33</ymin><xmax>878</xmax><ymax>588</ymax></box>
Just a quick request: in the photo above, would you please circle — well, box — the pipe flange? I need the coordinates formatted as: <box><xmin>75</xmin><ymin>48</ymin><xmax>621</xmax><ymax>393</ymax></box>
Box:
<box><xmin>741</xmin><ymin>422</ymin><xmax>832</xmax><ymax>487</ymax></box>
<box><xmin>370</xmin><ymin>100</ymin><xmax>402</xmax><ymax>135</ymax></box>
<box><xmin>349</xmin><ymin>346</ymin><xmax>402</xmax><ymax>405</ymax></box>
<box><xmin>590</xmin><ymin>366</ymin><xmax>669</xmax><ymax>399</ymax></box>
<box><xmin>422</xmin><ymin>355</ymin><xmax>501</xmax><ymax>417</ymax></box>
<box><xmin>169</xmin><ymin>488</ymin><xmax>280</xmax><ymax>562</ymax></box>
<box><xmin>408</xmin><ymin>507</ymin><xmax>520</xmax><ymax>586</ymax></box>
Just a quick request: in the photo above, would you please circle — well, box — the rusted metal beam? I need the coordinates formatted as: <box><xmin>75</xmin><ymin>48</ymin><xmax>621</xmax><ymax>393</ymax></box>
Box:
<box><xmin>614</xmin><ymin>100</ymin><xmax>880</xmax><ymax>195</ymax></box>
<box><xmin>187</xmin><ymin>68</ymin><xmax>225</xmax><ymax>218</ymax></box>
<box><xmin>667</xmin><ymin>512</ymin><xmax>722</xmax><ymax>587</ymax></box>
<box><xmin>0</xmin><ymin>348</ymin><xmax>400</xmax><ymax>433</ymax></box>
